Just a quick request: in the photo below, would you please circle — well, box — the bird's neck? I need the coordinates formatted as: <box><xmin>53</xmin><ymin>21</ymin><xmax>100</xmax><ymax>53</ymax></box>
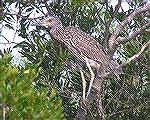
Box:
<box><xmin>50</xmin><ymin>26</ymin><xmax>65</xmax><ymax>41</ymax></box>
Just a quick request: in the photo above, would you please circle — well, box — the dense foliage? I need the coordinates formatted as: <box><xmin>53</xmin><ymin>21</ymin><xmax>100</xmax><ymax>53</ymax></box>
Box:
<box><xmin>0</xmin><ymin>52</ymin><xmax>65</xmax><ymax>120</ymax></box>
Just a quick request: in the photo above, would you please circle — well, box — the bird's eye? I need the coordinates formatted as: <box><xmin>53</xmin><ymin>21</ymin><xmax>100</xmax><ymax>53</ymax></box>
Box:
<box><xmin>47</xmin><ymin>19</ymin><xmax>52</xmax><ymax>23</ymax></box>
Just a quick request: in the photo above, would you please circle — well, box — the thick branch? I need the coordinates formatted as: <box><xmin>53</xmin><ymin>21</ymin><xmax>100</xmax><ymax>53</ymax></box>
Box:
<box><xmin>109</xmin><ymin>3</ymin><xmax>150</xmax><ymax>52</ymax></box>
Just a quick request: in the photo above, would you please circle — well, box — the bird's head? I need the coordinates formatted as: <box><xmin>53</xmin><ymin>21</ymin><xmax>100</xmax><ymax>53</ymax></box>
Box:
<box><xmin>31</xmin><ymin>16</ymin><xmax>63</xmax><ymax>28</ymax></box>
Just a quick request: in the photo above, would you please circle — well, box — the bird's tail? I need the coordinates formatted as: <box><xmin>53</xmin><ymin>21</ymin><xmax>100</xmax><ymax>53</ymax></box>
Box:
<box><xmin>108</xmin><ymin>60</ymin><xmax>122</xmax><ymax>75</ymax></box>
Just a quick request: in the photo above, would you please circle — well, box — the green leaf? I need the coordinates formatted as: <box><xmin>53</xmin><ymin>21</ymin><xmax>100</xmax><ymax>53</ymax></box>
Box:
<box><xmin>6</xmin><ymin>84</ymin><xmax>11</xmax><ymax>92</ymax></box>
<box><xmin>5</xmin><ymin>24</ymin><xmax>14</xmax><ymax>30</ymax></box>
<box><xmin>26</xmin><ymin>7</ymin><xmax>33</xmax><ymax>12</ymax></box>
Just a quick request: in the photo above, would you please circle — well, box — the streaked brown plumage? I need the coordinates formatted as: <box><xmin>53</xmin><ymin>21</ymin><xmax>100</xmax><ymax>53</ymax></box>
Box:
<box><xmin>32</xmin><ymin>16</ymin><xmax>121</xmax><ymax>99</ymax></box>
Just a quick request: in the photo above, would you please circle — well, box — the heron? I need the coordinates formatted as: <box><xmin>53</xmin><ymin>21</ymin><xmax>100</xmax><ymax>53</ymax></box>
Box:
<box><xmin>31</xmin><ymin>16</ymin><xmax>121</xmax><ymax>99</ymax></box>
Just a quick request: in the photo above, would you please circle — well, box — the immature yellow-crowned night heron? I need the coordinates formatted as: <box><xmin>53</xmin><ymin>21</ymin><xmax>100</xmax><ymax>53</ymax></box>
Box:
<box><xmin>32</xmin><ymin>16</ymin><xmax>120</xmax><ymax>99</ymax></box>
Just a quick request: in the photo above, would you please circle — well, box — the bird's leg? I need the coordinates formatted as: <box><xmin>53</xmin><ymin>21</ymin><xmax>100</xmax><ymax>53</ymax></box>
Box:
<box><xmin>86</xmin><ymin>60</ymin><xmax>95</xmax><ymax>99</ymax></box>
<box><xmin>79</xmin><ymin>69</ymin><xmax>86</xmax><ymax>100</ymax></box>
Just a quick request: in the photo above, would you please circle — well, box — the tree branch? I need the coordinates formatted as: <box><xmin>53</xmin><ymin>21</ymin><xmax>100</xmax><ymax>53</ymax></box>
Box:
<box><xmin>0</xmin><ymin>35</ymin><xmax>18</xmax><ymax>45</ymax></box>
<box><xmin>44</xmin><ymin>0</ymin><xmax>52</xmax><ymax>15</ymax></box>
<box><xmin>118</xmin><ymin>40</ymin><xmax>150</xmax><ymax>68</ymax></box>
<box><xmin>108</xmin><ymin>3</ymin><xmax>150</xmax><ymax>53</ymax></box>
<box><xmin>117</xmin><ymin>22</ymin><xmax>150</xmax><ymax>44</ymax></box>
<box><xmin>4</xmin><ymin>12</ymin><xmax>35</xmax><ymax>21</ymax></box>
<box><xmin>104</xmin><ymin>0</ymin><xmax>122</xmax><ymax>52</ymax></box>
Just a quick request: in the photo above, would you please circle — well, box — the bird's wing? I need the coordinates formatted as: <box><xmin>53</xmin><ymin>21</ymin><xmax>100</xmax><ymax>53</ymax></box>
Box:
<box><xmin>65</xmin><ymin>26</ymin><xmax>109</xmax><ymax>64</ymax></box>
<box><xmin>65</xmin><ymin>26</ymin><xmax>103</xmax><ymax>49</ymax></box>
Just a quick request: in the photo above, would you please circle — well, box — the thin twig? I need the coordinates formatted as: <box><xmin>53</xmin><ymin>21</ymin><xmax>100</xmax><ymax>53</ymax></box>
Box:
<box><xmin>44</xmin><ymin>1</ymin><xmax>51</xmax><ymax>14</ymax></box>
<box><xmin>4</xmin><ymin>12</ymin><xmax>34</xmax><ymax>21</ymax></box>
<box><xmin>104</xmin><ymin>0</ymin><xmax>122</xmax><ymax>52</ymax></box>
<box><xmin>118</xmin><ymin>40</ymin><xmax>150</xmax><ymax>68</ymax></box>
<box><xmin>0</xmin><ymin>42</ymin><xmax>18</xmax><ymax>45</ymax></box>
